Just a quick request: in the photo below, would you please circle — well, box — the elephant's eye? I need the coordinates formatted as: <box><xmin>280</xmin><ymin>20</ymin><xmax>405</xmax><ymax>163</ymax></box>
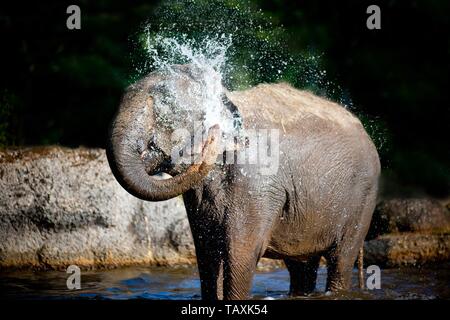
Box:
<box><xmin>147</xmin><ymin>134</ymin><xmax>166</xmax><ymax>157</ymax></box>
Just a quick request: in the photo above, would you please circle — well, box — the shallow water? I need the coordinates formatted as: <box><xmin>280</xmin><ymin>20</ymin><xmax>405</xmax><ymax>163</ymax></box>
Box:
<box><xmin>1</xmin><ymin>265</ymin><xmax>448</xmax><ymax>300</ymax></box>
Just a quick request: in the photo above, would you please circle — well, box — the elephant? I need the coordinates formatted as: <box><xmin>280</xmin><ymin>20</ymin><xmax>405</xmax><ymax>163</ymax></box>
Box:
<box><xmin>106</xmin><ymin>64</ymin><xmax>380</xmax><ymax>300</ymax></box>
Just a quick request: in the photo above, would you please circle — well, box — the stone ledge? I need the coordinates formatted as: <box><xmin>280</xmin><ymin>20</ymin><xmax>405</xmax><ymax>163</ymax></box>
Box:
<box><xmin>364</xmin><ymin>232</ymin><xmax>450</xmax><ymax>267</ymax></box>
<box><xmin>0</xmin><ymin>146</ymin><xmax>195</xmax><ymax>270</ymax></box>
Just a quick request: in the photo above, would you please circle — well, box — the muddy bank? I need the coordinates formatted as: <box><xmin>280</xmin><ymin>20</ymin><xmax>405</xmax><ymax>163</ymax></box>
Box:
<box><xmin>1</xmin><ymin>147</ymin><xmax>449</xmax><ymax>270</ymax></box>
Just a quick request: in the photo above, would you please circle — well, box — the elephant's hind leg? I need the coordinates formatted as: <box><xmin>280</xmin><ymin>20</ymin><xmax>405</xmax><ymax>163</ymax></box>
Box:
<box><xmin>284</xmin><ymin>256</ymin><xmax>320</xmax><ymax>296</ymax></box>
<box><xmin>325</xmin><ymin>248</ymin><xmax>355</xmax><ymax>292</ymax></box>
<box><xmin>325</xmin><ymin>216</ymin><xmax>371</xmax><ymax>291</ymax></box>
<box><xmin>326</xmin><ymin>183</ymin><xmax>378</xmax><ymax>292</ymax></box>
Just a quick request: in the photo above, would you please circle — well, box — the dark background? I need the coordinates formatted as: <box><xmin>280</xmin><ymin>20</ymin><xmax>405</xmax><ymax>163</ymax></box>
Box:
<box><xmin>0</xmin><ymin>0</ymin><xmax>449</xmax><ymax>197</ymax></box>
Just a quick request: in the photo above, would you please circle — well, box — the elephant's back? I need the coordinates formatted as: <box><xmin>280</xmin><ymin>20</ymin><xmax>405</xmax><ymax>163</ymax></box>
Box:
<box><xmin>228</xmin><ymin>81</ymin><xmax>380</xmax><ymax>181</ymax></box>
<box><xmin>227</xmin><ymin>82</ymin><xmax>362</xmax><ymax>132</ymax></box>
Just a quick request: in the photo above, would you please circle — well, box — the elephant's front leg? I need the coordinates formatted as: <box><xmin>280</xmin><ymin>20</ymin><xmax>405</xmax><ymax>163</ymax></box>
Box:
<box><xmin>195</xmin><ymin>244</ymin><xmax>224</xmax><ymax>300</ymax></box>
<box><xmin>221</xmin><ymin>203</ymin><xmax>275</xmax><ymax>299</ymax></box>
<box><xmin>185</xmin><ymin>194</ymin><xmax>226</xmax><ymax>300</ymax></box>
<box><xmin>223</xmin><ymin>242</ymin><xmax>261</xmax><ymax>300</ymax></box>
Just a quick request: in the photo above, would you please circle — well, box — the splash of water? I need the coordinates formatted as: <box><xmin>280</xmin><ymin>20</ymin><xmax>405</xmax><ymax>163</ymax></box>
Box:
<box><xmin>131</xmin><ymin>0</ymin><xmax>387</xmax><ymax>156</ymax></box>
<box><xmin>135</xmin><ymin>0</ymin><xmax>343</xmax><ymax>129</ymax></box>
<box><xmin>144</xmin><ymin>32</ymin><xmax>236</xmax><ymax>133</ymax></box>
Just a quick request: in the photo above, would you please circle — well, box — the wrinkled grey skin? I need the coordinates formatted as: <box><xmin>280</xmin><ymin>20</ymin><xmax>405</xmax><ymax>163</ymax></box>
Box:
<box><xmin>107</xmin><ymin>64</ymin><xmax>380</xmax><ymax>300</ymax></box>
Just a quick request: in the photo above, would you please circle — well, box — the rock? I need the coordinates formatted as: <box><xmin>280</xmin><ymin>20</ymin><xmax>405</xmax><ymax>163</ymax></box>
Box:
<box><xmin>0</xmin><ymin>146</ymin><xmax>283</xmax><ymax>271</ymax></box>
<box><xmin>256</xmin><ymin>258</ymin><xmax>284</xmax><ymax>271</ymax></box>
<box><xmin>367</xmin><ymin>198</ymin><xmax>450</xmax><ymax>239</ymax></box>
<box><xmin>364</xmin><ymin>233</ymin><xmax>450</xmax><ymax>267</ymax></box>
<box><xmin>365</xmin><ymin>198</ymin><xmax>450</xmax><ymax>266</ymax></box>
<box><xmin>0</xmin><ymin>146</ymin><xmax>195</xmax><ymax>270</ymax></box>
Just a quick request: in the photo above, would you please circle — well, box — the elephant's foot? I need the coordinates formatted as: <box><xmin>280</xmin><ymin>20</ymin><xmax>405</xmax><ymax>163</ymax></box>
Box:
<box><xmin>326</xmin><ymin>277</ymin><xmax>351</xmax><ymax>292</ymax></box>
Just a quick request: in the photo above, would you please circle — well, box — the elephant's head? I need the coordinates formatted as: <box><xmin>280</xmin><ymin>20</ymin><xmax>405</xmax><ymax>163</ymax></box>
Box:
<box><xmin>106</xmin><ymin>64</ymin><xmax>229</xmax><ymax>201</ymax></box>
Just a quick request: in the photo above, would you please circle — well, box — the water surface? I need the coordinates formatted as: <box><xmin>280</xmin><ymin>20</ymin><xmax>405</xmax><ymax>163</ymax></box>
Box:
<box><xmin>1</xmin><ymin>265</ymin><xmax>448</xmax><ymax>300</ymax></box>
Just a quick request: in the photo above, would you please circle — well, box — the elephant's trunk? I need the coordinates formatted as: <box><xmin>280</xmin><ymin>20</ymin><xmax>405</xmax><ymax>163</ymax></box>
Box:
<box><xmin>106</xmin><ymin>93</ymin><xmax>220</xmax><ymax>202</ymax></box>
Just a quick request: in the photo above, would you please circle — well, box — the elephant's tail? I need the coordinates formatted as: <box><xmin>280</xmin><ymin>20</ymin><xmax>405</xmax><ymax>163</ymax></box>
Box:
<box><xmin>358</xmin><ymin>246</ymin><xmax>364</xmax><ymax>289</ymax></box>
